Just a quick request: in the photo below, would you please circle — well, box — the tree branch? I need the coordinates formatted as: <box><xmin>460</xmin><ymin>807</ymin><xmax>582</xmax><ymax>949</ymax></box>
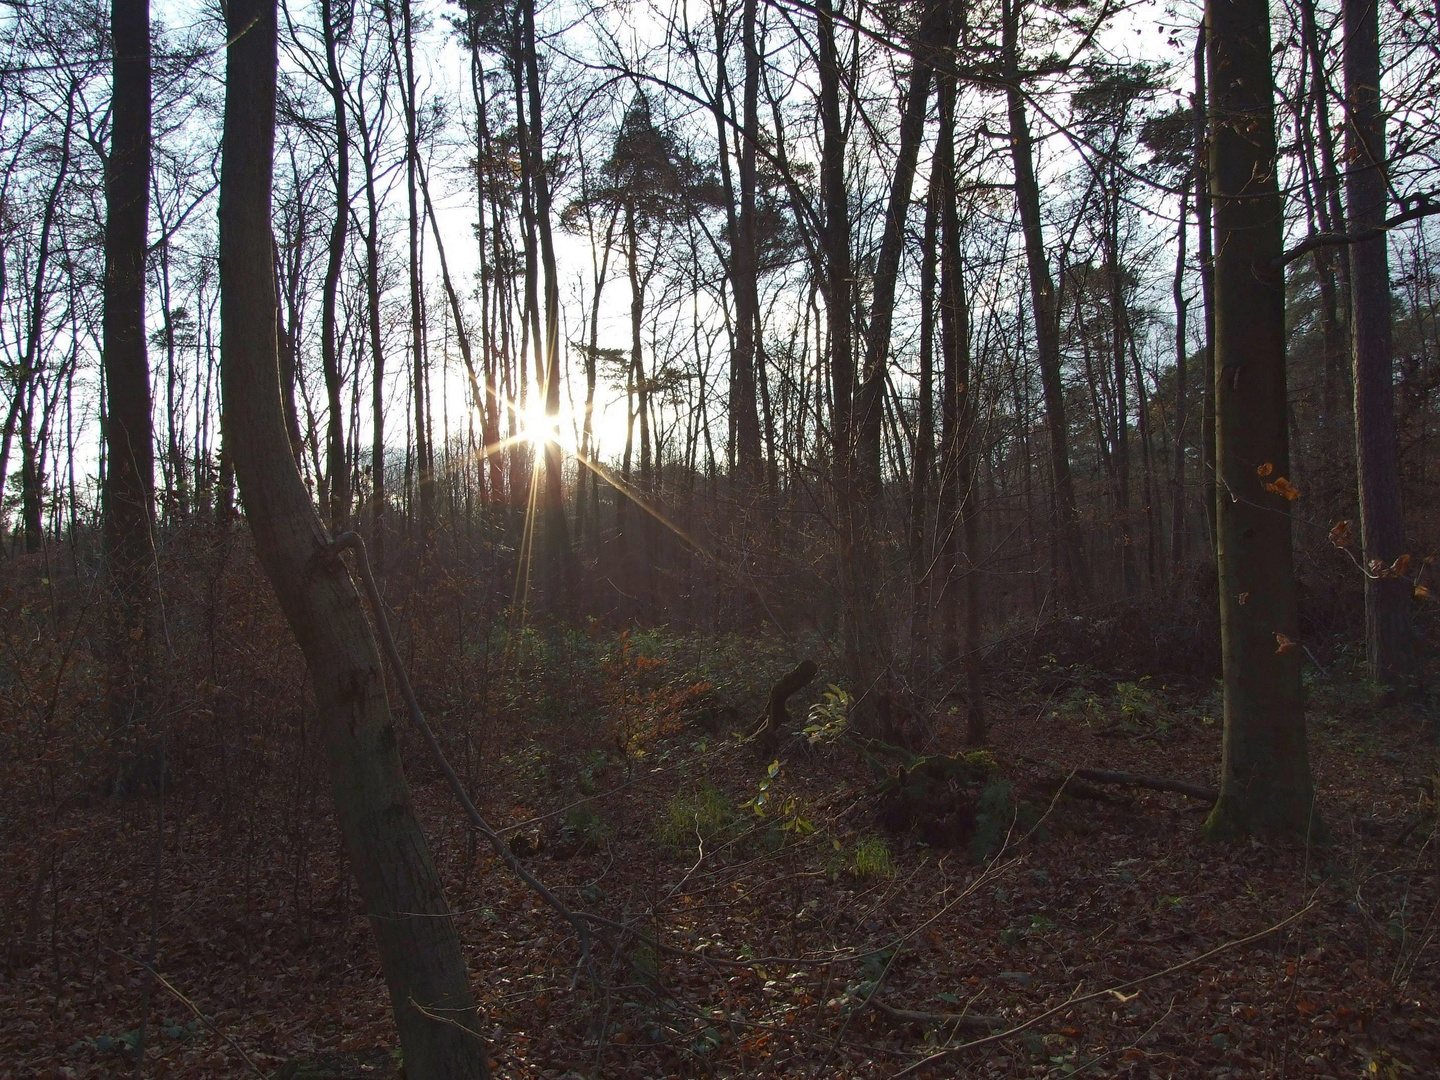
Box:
<box><xmin>1276</xmin><ymin>193</ymin><xmax>1440</xmax><ymax>266</ymax></box>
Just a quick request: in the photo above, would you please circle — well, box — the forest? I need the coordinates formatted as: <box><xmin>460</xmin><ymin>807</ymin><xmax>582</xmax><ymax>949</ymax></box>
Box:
<box><xmin>2</xmin><ymin>0</ymin><xmax>1440</xmax><ymax>1073</ymax></box>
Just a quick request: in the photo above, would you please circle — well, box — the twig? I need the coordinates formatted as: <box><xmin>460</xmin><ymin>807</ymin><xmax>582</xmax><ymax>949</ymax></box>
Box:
<box><xmin>329</xmin><ymin>531</ymin><xmax>596</xmax><ymax>989</ymax></box>
<box><xmin>1276</xmin><ymin>193</ymin><xmax>1440</xmax><ymax>266</ymax></box>
<box><xmin>103</xmin><ymin>947</ymin><xmax>269</xmax><ymax>1080</ymax></box>
<box><xmin>889</xmin><ymin>900</ymin><xmax>1318</xmax><ymax>1077</ymax></box>
<box><xmin>869</xmin><ymin>997</ymin><xmax>1003</xmax><ymax>1031</ymax></box>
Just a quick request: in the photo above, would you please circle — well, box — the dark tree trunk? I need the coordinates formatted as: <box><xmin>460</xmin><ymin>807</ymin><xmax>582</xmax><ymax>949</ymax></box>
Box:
<box><xmin>1203</xmin><ymin>0</ymin><xmax>1320</xmax><ymax>841</ymax></box>
<box><xmin>103</xmin><ymin>0</ymin><xmax>155</xmax><ymax>770</ymax></box>
<box><xmin>357</xmin><ymin>94</ymin><xmax>386</xmax><ymax>571</ymax></box>
<box><xmin>1345</xmin><ymin>0</ymin><xmax>1416</xmax><ymax>687</ymax></box>
<box><xmin>320</xmin><ymin>0</ymin><xmax>351</xmax><ymax>531</ymax></box>
<box><xmin>854</xmin><ymin>0</ymin><xmax>946</xmax><ymax>502</ymax></box>
<box><xmin>1003</xmin><ymin>0</ymin><xmax>1089</xmax><ymax>605</ymax></box>
<box><xmin>400</xmin><ymin>0</ymin><xmax>430</xmax><ymax>542</ymax></box>
<box><xmin>909</xmin><ymin>170</ymin><xmax>938</xmax><ymax>675</ymax></box>
<box><xmin>1195</xmin><ymin>22</ymin><xmax>1218</xmax><ymax>556</ymax></box>
<box><xmin>935</xmin><ymin>61</ymin><xmax>984</xmax><ymax>745</ymax></box>
<box><xmin>522</xmin><ymin>0</ymin><xmax>573</xmax><ymax>596</ymax></box>
<box><xmin>1170</xmin><ymin>188</ymin><xmax>1190</xmax><ymax>587</ymax></box>
<box><xmin>218</xmin><ymin>1</ymin><xmax>488</xmax><ymax>1073</ymax></box>
<box><xmin>731</xmin><ymin>0</ymin><xmax>764</xmax><ymax>482</ymax></box>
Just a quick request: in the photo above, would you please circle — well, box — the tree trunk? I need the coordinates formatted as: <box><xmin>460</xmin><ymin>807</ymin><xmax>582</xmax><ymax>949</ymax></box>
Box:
<box><xmin>357</xmin><ymin>94</ymin><xmax>387</xmax><ymax>571</ymax></box>
<box><xmin>218</xmin><ymin>2</ymin><xmax>488</xmax><ymax>1073</ymax></box>
<box><xmin>935</xmin><ymin>57</ymin><xmax>984</xmax><ymax>744</ymax></box>
<box><xmin>1195</xmin><ymin>23</ymin><xmax>1218</xmax><ymax>556</ymax></box>
<box><xmin>854</xmin><ymin>0</ymin><xmax>946</xmax><ymax>501</ymax></box>
<box><xmin>103</xmin><ymin>0</ymin><xmax>156</xmax><ymax>772</ymax></box>
<box><xmin>1170</xmin><ymin>187</ymin><xmax>1190</xmax><ymax>587</ymax></box>
<box><xmin>522</xmin><ymin>0</ymin><xmax>573</xmax><ymax>596</ymax></box>
<box><xmin>1202</xmin><ymin>0</ymin><xmax>1320</xmax><ymax>841</ymax></box>
<box><xmin>319</xmin><ymin>0</ymin><xmax>351</xmax><ymax>531</ymax></box>
<box><xmin>731</xmin><ymin>0</ymin><xmax>764</xmax><ymax>482</ymax></box>
<box><xmin>909</xmin><ymin>169</ymin><xmax>938</xmax><ymax>676</ymax></box>
<box><xmin>1003</xmin><ymin>0</ymin><xmax>1089</xmax><ymax>605</ymax></box>
<box><xmin>399</xmin><ymin>0</ymin><xmax>430</xmax><ymax>542</ymax></box>
<box><xmin>1345</xmin><ymin>0</ymin><xmax>1416</xmax><ymax>687</ymax></box>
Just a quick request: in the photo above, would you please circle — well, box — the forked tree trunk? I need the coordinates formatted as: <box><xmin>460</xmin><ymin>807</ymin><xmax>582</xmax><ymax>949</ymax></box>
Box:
<box><xmin>1203</xmin><ymin>0</ymin><xmax>1320</xmax><ymax>841</ymax></box>
<box><xmin>218</xmin><ymin>1</ymin><xmax>488</xmax><ymax>1073</ymax></box>
<box><xmin>854</xmin><ymin>0</ymin><xmax>947</xmax><ymax>503</ymax></box>
<box><xmin>1344</xmin><ymin>0</ymin><xmax>1416</xmax><ymax>687</ymax></box>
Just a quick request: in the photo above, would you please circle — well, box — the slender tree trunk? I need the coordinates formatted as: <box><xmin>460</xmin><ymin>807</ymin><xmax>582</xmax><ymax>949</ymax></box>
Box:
<box><xmin>909</xmin><ymin>170</ymin><xmax>938</xmax><ymax>676</ymax></box>
<box><xmin>1108</xmin><ymin>183</ymin><xmax>1136</xmax><ymax>596</ymax></box>
<box><xmin>1195</xmin><ymin>22</ymin><xmax>1218</xmax><ymax>556</ymax></box>
<box><xmin>1003</xmin><ymin>0</ymin><xmax>1088</xmax><ymax>605</ymax></box>
<box><xmin>1345</xmin><ymin>0</ymin><xmax>1416</xmax><ymax>688</ymax></box>
<box><xmin>358</xmin><ymin>95</ymin><xmax>387</xmax><ymax>572</ymax></box>
<box><xmin>818</xmin><ymin>0</ymin><xmax>873</xmax><ymax>708</ymax></box>
<box><xmin>15</xmin><ymin>87</ymin><xmax>75</xmax><ymax>553</ymax></box>
<box><xmin>1299</xmin><ymin>0</ymin><xmax>1352</xmax><ymax>509</ymax></box>
<box><xmin>522</xmin><ymin>0</ymin><xmax>573</xmax><ymax>594</ymax></box>
<box><xmin>1170</xmin><ymin>187</ymin><xmax>1190</xmax><ymax>587</ymax></box>
<box><xmin>399</xmin><ymin>0</ymin><xmax>430</xmax><ymax>543</ymax></box>
<box><xmin>103</xmin><ymin>0</ymin><xmax>156</xmax><ymax>772</ymax></box>
<box><xmin>854</xmin><ymin>0</ymin><xmax>946</xmax><ymax>501</ymax></box>
<box><xmin>1203</xmin><ymin>0</ymin><xmax>1319</xmax><ymax>841</ymax></box>
<box><xmin>319</xmin><ymin>0</ymin><xmax>351</xmax><ymax>531</ymax></box>
<box><xmin>218</xmin><ymin>3</ymin><xmax>488</xmax><ymax>1072</ymax></box>
<box><xmin>731</xmin><ymin>0</ymin><xmax>764</xmax><ymax>482</ymax></box>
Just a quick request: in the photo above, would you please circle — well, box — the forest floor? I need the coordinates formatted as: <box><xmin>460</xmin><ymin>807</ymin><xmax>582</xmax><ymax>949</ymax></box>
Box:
<box><xmin>4</xmin><ymin>611</ymin><xmax>1440</xmax><ymax>1079</ymax></box>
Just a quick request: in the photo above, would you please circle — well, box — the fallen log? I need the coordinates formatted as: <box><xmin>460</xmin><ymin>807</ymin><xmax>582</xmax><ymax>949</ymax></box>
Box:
<box><xmin>870</xmin><ymin>997</ymin><xmax>1003</xmax><ymax>1031</ymax></box>
<box><xmin>1070</xmin><ymin>768</ymin><xmax>1217</xmax><ymax>804</ymax></box>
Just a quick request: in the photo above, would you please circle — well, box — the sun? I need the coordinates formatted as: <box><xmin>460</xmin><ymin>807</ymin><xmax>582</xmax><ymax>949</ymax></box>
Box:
<box><xmin>514</xmin><ymin>397</ymin><xmax>577</xmax><ymax>454</ymax></box>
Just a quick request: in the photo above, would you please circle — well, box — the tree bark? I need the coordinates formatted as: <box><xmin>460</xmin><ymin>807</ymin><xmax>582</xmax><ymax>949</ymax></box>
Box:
<box><xmin>935</xmin><ymin>60</ymin><xmax>984</xmax><ymax>745</ymax></box>
<box><xmin>854</xmin><ymin>0</ymin><xmax>946</xmax><ymax>502</ymax></box>
<box><xmin>731</xmin><ymin>0</ymin><xmax>764</xmax><ymax>483</ymax></box>
<box><xmin>319</xmin><ymin>0</ymin><xmax>351</xmax><ymax>531</ymax></box>
<box><xmin>218</xmin><ymin>2</ymin><xmax>488</xmax><ymax>1073</ymax></box>
<box><xmin>1195</xmin><ymin>22</ymin><xmax>1218</xmax><ymax>557</ymax></box>
<box><xmin>1170</xmin><ymin>187</ymin><xmax>1190</xmax><ymax>587</ymax></box>
<box><xmin>522</xmin><ymin>0</ymin><xmax>573</xmax><ymax>596</ymax></box>
<box><xmin>399</xmin><ymin>0</ymin><xmax>431</xmax><ymax>542</ymax></box>
<box><xmin>1344</xmin><ymin>0</ymin><xmax>1416</xmax><ymax>687</ymax></box>
<box><xmin>1003</xmin><ymin>0</ymin><xmax>1089</xmax><ymax>605</ymax></box>
<box><xmin>103</xmin><ymin>0</ymin><xmax>155</xmax><ymax>768</ymax></box>
<box><xmin>1202</xmin><ymin>0</ymin><xmax>1320</xmax><ymax>841</ymax></box>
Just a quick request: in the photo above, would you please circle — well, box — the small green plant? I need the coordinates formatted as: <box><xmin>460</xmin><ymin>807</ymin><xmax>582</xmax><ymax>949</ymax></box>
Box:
<box><xmin>969</xmin><ymin>776</ymin><xmax>1016</xmax><ymax>862</ymax></box>
<box><xmin>558</xmin><ymin>803</ymin><xmax>607</xmax><ymax>854</ymax></box>
<box><xmin>802</xmin><ymin>684</ymin><xmax>852</xmax><ymax>744</ymax></box>
<box><xmin>849</xmin><ymin>835</ymin><xmax>895</xmax><ymax>880</ymax></box>
<box><xmin>658</xmin><ymin>782</ymin><xmax>733</xmax><ymax>847</ymax></box>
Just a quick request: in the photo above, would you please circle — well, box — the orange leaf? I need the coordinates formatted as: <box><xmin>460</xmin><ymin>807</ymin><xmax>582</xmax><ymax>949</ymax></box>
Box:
<box><xmin>1416</xmin><ymin>585</ymin><xmax>1430</xmax><ymax>599</ymax></box>
<box><xmin>1256</xmin><ymin>462</ymin><xmax>1274</xmax><ymax>477</ymax></box>
<box><xmin>1329</xmin><ymin>520</ymin><xmax>1352</xmax><ymax>548</ymax></box>
<box><xmin>1275</xmin><ymin>632</ymin><xmax>1299</xmax><ymax>654</ymax></box>
<box><xmin>1390</xmin><ymin>553</ymin><xmax>1412</xmax><ymax>577</ymax></box>
<box><xmin>1265</xmin><ymin>476</ymin><xmax>1301</xmax><ymax>501</ymax></box>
